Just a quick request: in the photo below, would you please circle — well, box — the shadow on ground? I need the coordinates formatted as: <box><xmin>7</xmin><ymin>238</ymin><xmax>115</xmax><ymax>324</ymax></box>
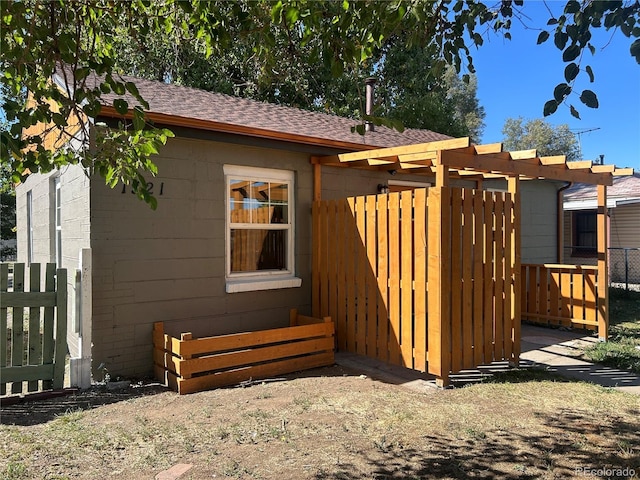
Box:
<box><xmin>0</xmin><ymin>383</ymin><xmax>168</xmax><ymax>426</ymax></box>
<box><xmin>312</xmin><ymin>411</ymin><xmax>640</xmax><ymax>479</ymax></box>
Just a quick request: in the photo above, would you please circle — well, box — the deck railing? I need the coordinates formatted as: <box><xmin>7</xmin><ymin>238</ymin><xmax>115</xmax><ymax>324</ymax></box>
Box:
<box><xmin>521</xmin><ymin>263</ymin><xmax>602</xmax><ymax>333</ymax></box>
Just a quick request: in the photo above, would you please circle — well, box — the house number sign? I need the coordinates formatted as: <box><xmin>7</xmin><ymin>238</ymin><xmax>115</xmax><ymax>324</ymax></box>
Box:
<box><xmin>121</xmin><ymin>182</ymin><xmax>165</xmax><ymax>195</ymax></box>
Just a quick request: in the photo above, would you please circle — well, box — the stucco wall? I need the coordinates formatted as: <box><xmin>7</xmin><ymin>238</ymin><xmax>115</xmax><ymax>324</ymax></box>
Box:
<box><xmin>89</xmin><ymin>136</ymin><xmax>315</xmax><ymax>377</ymax></box>
<box><xmin>15</xmin><ymin>164</ymin><xmax>91</xmax><ymax>358</ymax></box>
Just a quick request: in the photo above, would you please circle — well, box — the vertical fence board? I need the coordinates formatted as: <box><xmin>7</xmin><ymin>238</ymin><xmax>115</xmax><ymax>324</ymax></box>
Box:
<box><xmin>482</xmin><ymin>192</ymin><xmax>494</xmax><ymax>364</ymax></box>
<box><xmin>560</xmin><ymin>270</ymin><xmax>572</xmax><ymax>326</ymax></box>
<box><xmin>11</xmin><ymin>263</ymin><xmax>25</xmax><ymax>394</ymax></box>
<box><xmin>572</xmin><ymin>272</ymin><xmax>585</xmax><ymax>322</ymax></box>
<box><xmin>0</xmin><ymin>263</ymin><xmax>8</xmax><ymax>395</ymax></box>
<box><xmin>376</xmin><ymin>194</ymin><xmax>389</xmax><ymax>363</ymax></box>
<box><xmin>355</xmin><ymin>196</ymin><xmax>367</xmax><ymax>356</ymax></box>
<box><xmin>53</xmin><ymin>269</ymin><xmax>68</xmax><ymax>390</ymax></box>
<box><xmin>311</xmin><ymin>202</ymin><xmax>320</xmax><ymax>318</ymax></box>
<box><xmin>28</xmin><ymin>264</ymin><xmax>42</xmax><ymax>392</ymax></box>
<box><xmin>346</xmin><ymin>198</ymin><xmax>357</xmax><ymax>353</ymax></box>
<box><xmin>400</xmin><ymin>191</ymin><xmax>414</xmax><ymax>368</ymax></box>
<box><xmin>327</xmin><ymin>200</ymin><xmax>339</xmax><ymax>344</ymax></box>
<box><xmin>336</xmin><ymin>200</ymin><xmax>347</xmax><ymax>352</ymax></box>
<box><xmin>319</xmin><ymin>202</ymin><xmax>330</xmax><ymax>320</ymax></box>
<box><xmin>503</xmin><ymin>192</ymin><xmax>513</xmax><ymax>360</ymax></box>
<box><xmin>450</xmin><ymin>189</ymin><xmax>463</xmax><ymax>373</ymax></box>
<box><xmin>388</xmin><ymin>193</ymin><xmax>401</xmax><ymax>366</ymax></box>
<box><xmin>584</xmin><ymin>271</ymin><xmax>597</xmax><ymax>324</ymax></box>
<box><xmin>549</xmin><ymin>270</ymin><xmax>560</xmax><ymax>323</ymax></box>
<box><xmin>472</xmin><ymin>189</ymin><xmax>485</xmax><ymax>366</ymax></box>
<box><xmin>365</xmin><ymin>196</ymin><xmax>378</xmax><ymax>359</ymax></box>
<box><xmin>539</xmin><ymin>266</ymin><xmax>548</xmax><ymax>321</ymax></box>
<box><xmin>461</xmin><ymin>189</ymin><xmax>474</xmax><ymax>369</ymax></box>
<box><xmin>413</xmin><ymin>188</ymin><xmax>427</xmax><ymax>371</ymax></box>
<box><xmin>493</xmin><ymin>193</ymin><xmax>505</xmax><ymax>361</ymax></box>
<box><xmin>528</xmin><ymin>266</ymin><xmax>539</xmax><ymax>321</ymax></box>
<box><xmin>42</xmin><ymin>264</ymin><xmax>56</xmax><ymax>390</ymax></box>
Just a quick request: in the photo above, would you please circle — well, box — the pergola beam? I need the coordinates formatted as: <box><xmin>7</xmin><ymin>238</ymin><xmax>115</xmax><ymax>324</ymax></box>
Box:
<box><xmin>440</xmin><ymin>150</ymin><xmax>613</xmax><ymax>185</ymax></box>
<box><xmin>313</xmin><ymin>136</ymin><xmax>630</xmax><ymax>185</ymax></box>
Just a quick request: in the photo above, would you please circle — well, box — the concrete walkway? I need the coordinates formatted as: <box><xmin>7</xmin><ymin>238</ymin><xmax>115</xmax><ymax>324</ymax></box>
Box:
<box><xmin>335</xmin><ymin>324</ymin><xmax>640</xmax><ymax>394</ymax></box>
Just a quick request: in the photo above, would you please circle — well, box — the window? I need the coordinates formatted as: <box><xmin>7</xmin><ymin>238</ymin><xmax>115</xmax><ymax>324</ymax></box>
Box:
<box><xmin>573</xmin><ymin>210</ymin><xmax>597</xmax><ymax>256</ymax></box>
<box><xmin>26</xmin><ymin>190</ymin><xmax>33</xmax><ymax>265</ymax></box>
<box><xmin>54</xmin><ymin>177</ymin><xmax>62</xmax><ymax>266</ymax></box>
<box><xmin>224</xmin><ymin>165</ymin><xmax>301</xmax><ymax>293</ymax></box>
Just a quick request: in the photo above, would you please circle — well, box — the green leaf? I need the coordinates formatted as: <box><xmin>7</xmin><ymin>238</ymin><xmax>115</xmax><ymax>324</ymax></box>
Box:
<box><xmin>543</xmin><ymin>99</ymin><xmax>559</xmax><ymax>116</ymax></box>
<box><xmin>570</xmin><ymin>105</ymin><xmax>581</xmax><ymax>119</ymax></box>
<box><xmin>83</xmin><ymin>102</ymin><xmax>101</xmax><ymax>117</ymax></box>
<box><xmin>631</xmin><ymin>39</ymin><xmax>640</xmax><ymax>64</ymax></box>
<box><xmin>553</xmin><ymin>83</ymin><xmax>571</xmax><ymax>102</ymax></box>
<box><xmin>585</xmin><ymin>65</ymin><xmax>595</xmax><ymax>82</ymax></box>
<box><xmin>271</xmin><ymin>0</ymin><xmax>283</xmax><ymax>22</ymax></box>
<box><xmin>562</xmin><ymin>44</ymin><xmax>581</xmax><ymax>62</ymax></box>
<box><xmin>132</xmin><ymin>107</ymin><xmax>146</xmax><ymax>131</ymax></box>
<box><xmin>579</xmin><ymin>90</ymin><xmax>599</xmax><ymax>108</ymax></box>
<box><xmin>285</xmin><ymin>7</ymin><xmax>299</xmax><ymax>24</ymax></box>
<box><xmin>547</xmin><ymin>17</ymin><xmax>559</xmax><ymax>26</ymax></box>
<box><xmin>554</xmin><ymin>31</ymin><xmax>568</xmax><ymax>50</ymax></box>
<box><xmin>113</xmin><ymin>99</ymin><xmax>129</xmax><ymax>115</ymax></box>
<box><xmin>537</xmin><ymin>31</ymin><xmax>550</xmax><ymax>44</ymax></box>
<box><xmin>564</xmin><ymin>1</ymin><xmax>581</xmax><ymax>14</ymax></box>
<box><xmin>564</xmin><ymin>63</ymin><xmax>579</xmax><ymax>82</ymax></box>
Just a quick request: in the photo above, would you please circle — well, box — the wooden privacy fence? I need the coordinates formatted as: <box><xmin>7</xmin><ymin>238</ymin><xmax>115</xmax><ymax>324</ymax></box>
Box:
<box><xmin>312</xmin><ymin>186</ymin><xmax>519</xmax><ymax>385</ymax></box>
<box><xmin>154</xmin><ymin>309</ymin><xmax>334</xmax><ymax>394</ymax></box>
<box><xmin>1</xmin><ymin>263</ymin><xmax>68</xmax><ymax>395</ymax></box>
<box><xmin>521</xmin><ymin>264</ymin><xmax>603</xmax><ymax>334</ymax></box>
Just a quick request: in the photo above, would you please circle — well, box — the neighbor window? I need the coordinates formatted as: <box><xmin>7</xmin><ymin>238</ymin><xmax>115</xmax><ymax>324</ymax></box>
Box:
<box><xmin>573</xmin><ymin>210</ymin><xmax>597</xmax><ymax>256</ymax></box>
<box><xmin>224</xmin><ymin>165</ymin><xmax>301</xmax><ymax>293</ymax></box>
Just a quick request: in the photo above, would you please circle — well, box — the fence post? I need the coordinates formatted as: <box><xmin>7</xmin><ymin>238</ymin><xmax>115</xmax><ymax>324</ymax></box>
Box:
<box><xmin>508</xmin><ymin>176</ymin><xmax>521</xmax><ymax>365</ymax></box>
<box><xmin>52</xmin><ymin>268</ymin><xmax>68</xmax><ymax>389</ymax></box>
<box><xmin>427</xmin><ymin>164</ymin><xmax>451</xmax><ymax>387</ymax></box>
<box><xmin>69</xmin><ymin>248</ymin><xmax>92</xmax><ymax>388</ymax></box>
<box><xmin>596</xmin><ymin>185</ymin><xmax>608</xmax><ymax>341</ymax></box>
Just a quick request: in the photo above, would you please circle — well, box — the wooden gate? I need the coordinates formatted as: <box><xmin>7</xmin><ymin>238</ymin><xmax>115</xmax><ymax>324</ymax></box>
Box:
<box><xmin>312</xmin><ymin>186</ymin><xmax>520</xmax><ymax>385</ymax></box>
<box><xmin>1</xmin><ymin>263</ymin><xmax>68</xmax><ymax>395</ymax></box>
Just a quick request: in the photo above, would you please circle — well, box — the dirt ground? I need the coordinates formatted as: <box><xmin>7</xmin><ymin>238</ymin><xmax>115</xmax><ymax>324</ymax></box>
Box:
<box><xmin>1</xmin><ymin>365</ymin><xmax>640</xmax><ymax>480</ymax></box>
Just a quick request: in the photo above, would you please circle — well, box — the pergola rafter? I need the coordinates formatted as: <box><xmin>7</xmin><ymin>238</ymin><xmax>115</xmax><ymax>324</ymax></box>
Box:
<box><xmin>312</xmin><ymin>136</ymin><xmax>633</xmax><ymax>187</ymax></box>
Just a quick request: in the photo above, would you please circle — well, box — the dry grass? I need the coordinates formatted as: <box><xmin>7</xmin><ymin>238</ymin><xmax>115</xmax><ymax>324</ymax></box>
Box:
<box><xmin>1</xmin><ymin>366</ymin><xmax>639</xmax><ymax>479</ymax></box>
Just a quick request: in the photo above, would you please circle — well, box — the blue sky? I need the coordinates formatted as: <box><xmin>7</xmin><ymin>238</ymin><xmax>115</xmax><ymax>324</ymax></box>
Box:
<box><xmin>470</xmin><ymin>2</ymin><xmax>640</xmax><ymax>171</ymax></box>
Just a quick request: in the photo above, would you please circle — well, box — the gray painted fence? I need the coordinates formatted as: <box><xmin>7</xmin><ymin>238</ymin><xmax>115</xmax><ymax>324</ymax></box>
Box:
<box><xmin>1</xmin><ymin>263</ymin><xmax>67</xmax><ymax>395</ymax></box>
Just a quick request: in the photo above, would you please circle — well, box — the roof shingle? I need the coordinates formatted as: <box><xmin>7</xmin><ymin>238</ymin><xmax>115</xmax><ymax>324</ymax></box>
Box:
<box><xmin>93</xmin><ymin>73</ymin><xmax>450</xmax><ymax>149</ymax></box>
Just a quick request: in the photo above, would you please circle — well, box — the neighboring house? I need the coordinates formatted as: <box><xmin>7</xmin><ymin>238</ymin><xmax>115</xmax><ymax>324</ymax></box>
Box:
<box><xmin>16</xmin><ymin>73</ymin><xmax>568</xmax><ymax>383</ymax></box>
<box><xmin>563</xmin><ymin>172</ymin><xmax>640</xmax><ymax>282</ymax></box>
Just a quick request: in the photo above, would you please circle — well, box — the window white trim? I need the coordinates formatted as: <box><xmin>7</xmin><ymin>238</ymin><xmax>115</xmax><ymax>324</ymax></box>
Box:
<box><xmin>223</xmin><ymin>164</ymin><xmax>301</xmax><ymax>292</ymax></box>
<box><xmin>54</xmin><ymin>177</ymin><xmax>62</xmax><ymax>266</ymax></box>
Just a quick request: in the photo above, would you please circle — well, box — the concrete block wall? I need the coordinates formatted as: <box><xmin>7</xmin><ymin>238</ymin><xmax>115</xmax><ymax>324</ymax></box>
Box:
<box><xmin>15</xmin><ymin>165</ymin><xmax>91</xmax><ymax>359</ymax></box>
<box><xmin>89</xmin><ymin>137</ymin><xmax>314</xmax><ymax>378</ymax></box>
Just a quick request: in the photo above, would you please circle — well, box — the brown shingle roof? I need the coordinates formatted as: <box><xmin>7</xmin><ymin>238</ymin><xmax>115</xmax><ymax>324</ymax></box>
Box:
<box><xmin>565</xmin><ymin>172</ymin><xmax>640</xmax><ymax>201</ymax></box>
<box><xmin>90</xmin><ymin>73</ymin><xmax>450</xmax><ymax>150</ymax></box>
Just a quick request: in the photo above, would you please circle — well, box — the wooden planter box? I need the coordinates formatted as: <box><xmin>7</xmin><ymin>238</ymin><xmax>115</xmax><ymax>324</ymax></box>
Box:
<box><xmin>153</xmin><ymin>310</ymin><xmax>334</xmax><ymax>394</ymax></box>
